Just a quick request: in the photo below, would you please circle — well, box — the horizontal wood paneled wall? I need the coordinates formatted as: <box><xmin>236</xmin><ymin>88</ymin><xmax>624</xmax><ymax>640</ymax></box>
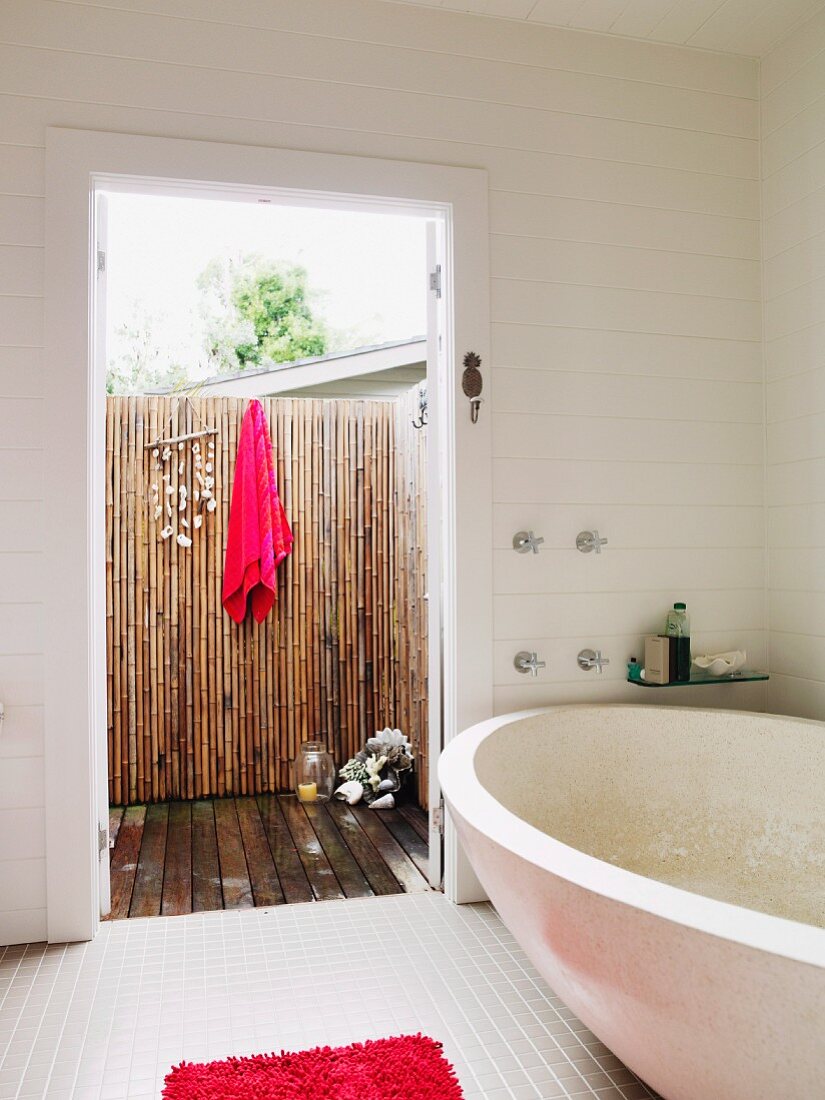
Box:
<box><xmin>0</xmin><ymin>0</ymin><xmax>761</xmax><ymax>941</ymax></box>
<box><xmin>762</xmin><ymin>9</ymin><xmax>825</xmax><ymax>723</ymax></box>
<box><xmin>105</xmin><ymin>396</ymin><xmax>428</xmax><ymax>807</ymax></box>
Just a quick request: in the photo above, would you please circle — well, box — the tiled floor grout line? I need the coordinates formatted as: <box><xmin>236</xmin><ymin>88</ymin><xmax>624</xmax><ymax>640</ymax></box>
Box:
<box><xmin>483</xmin><ymin>922</ymin><xmax>653</xmax><ymax>1100</ymax></box>
<box><xmin>402</xmin><ymin>905</ymin><xmax>546</xmax><ymax>1098</ymax></box>
<box><xmin>1</xmin><ymin>943</ymin><xmax>52</xmax><ymax>1091</ymax></box>
<box><xmin>453</xmin><ymin>905</ymin><xmax>605</xmax><ymax>1100</ymax></box>
<box><xmin>11</xmin><ymin>945</ymin><xmax>69</xmax><ymax>1099</ymax></box>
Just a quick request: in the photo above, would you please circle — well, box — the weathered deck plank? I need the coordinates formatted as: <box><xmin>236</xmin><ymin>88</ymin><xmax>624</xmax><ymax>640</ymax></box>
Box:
<box><xmin>109</xmin><ymin>805</ymin><xmax>146</xmax><ymax>920</ymax></box>
<box><xmin>256</xmin><ymin>795</ymin><xmax>314</xmax><ymax>904</ymax></box>
<box><xmin>214</xmin><ymin>798</ymin><xmax>254</xmax><ymax>910</ymax></box>
<box><xmin>192</xmin><ymin>800</ymin><xmax>222</xmax><ymax>913</ymax></box>
<box><xmin>280</xmin><ymin>796</ymin><xmax>345</xmax><ymax>902</ymax></box>
<box><xmin>236</xmin><ymin>797</ymin><xmax>284</xmax><ymax>907</ymax></box>
<box><xmin>130</xmin><ymin>803</ymin><xmax>169</xmax><ymax>917</ymax></box>
<box><xmin>161</xmin><ymin>802</ymin><xmax>192</xmax><ymax>916</ymax></box>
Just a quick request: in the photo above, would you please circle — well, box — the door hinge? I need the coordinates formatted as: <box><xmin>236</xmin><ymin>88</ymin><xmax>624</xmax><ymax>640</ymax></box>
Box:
<box><xmin>98</xmin><ymin>825</ymin><xmax>109</xmax><ymax>855</ymax></box>
<box><xmin>97</xmin><ymin>249</ymin><xmax>106</xmax><ymax>274</ymax></box>
<box><xmin>429</xmin><ymin>264</ymin><xmax>442</xmax><ymax>299</ymax></box>
<box><xmin>432</xmin><ymin>799</ymin><xmax>445</xmax><ymax>835</ymax></box>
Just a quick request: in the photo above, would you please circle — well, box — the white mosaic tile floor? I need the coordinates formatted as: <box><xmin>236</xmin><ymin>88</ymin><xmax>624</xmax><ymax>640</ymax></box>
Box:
<box><xmin>0</xmin><ymin>893</ymin><xmax>660</xmax><ymax>1100</ymax></box>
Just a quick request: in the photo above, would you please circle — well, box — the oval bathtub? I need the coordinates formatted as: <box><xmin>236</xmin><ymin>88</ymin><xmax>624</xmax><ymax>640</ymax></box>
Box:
<box><xmin>439</xmin><ymin>705</ymin><xmax>825</xmax><ymax>1100</ymax></box>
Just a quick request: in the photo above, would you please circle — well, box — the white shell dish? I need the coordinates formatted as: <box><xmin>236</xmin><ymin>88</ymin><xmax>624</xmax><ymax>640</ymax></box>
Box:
<box><xmin>692</xmin><ymin>650</ymin><xmax>747</xmax><ymax>676</ymax></box>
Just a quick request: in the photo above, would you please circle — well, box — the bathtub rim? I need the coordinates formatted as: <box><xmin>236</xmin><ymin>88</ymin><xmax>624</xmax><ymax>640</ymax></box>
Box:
<box><xmin>439</xmin><ymin>703</ymin><xmax>825</xmax><ymax>971</ymax></box>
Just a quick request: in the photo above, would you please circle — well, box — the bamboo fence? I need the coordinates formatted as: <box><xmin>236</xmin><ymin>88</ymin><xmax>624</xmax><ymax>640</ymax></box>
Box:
<box><xmin>106</xmin><ymin>394</ymin><xmax>429</xmax><ymax>807</ymax></box>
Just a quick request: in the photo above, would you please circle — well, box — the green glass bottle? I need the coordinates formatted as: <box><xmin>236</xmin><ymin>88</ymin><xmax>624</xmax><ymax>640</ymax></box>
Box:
<box><xmin>665</xmin><ymin>602</ymin><xmax>691</xmax><ymax>682</ymax></box>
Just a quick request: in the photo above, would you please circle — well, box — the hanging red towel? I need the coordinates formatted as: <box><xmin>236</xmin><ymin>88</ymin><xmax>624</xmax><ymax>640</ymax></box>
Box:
<box><xmin>222</xmin><ymin>400</ymin><xmax>293</xmax><ymax>624</ymax></box>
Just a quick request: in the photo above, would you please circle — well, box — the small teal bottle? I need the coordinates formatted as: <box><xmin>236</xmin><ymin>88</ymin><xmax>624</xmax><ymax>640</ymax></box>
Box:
<box><xmin>627</xmin><ymin>656</ymin><xmax>642</xmax><ymax>682</ymax></box>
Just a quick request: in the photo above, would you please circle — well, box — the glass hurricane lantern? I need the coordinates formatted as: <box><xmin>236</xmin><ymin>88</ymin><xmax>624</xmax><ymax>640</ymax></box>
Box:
<box><xmin>294</xmin><ymin>741</ymin><xmax>336</xmax><ymax>803</ymax></box>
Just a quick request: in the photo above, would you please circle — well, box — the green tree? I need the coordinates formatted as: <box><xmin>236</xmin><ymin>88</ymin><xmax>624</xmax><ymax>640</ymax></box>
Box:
<box><xmin>106</xmin><ymin>305</ymin><xmax>189</xmax><ymax>395</ymax></box>
<box><xmin>198</xmin><ymin>254</ymin><xmax>327</xmax><ymax>374</ymax></box>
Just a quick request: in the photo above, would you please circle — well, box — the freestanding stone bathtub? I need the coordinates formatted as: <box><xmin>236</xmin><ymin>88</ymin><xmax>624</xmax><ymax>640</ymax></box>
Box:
<box><xmin>439</xmin><ymin>705</ymin><xmax>825</xmax><ymax>1100</ymax></box>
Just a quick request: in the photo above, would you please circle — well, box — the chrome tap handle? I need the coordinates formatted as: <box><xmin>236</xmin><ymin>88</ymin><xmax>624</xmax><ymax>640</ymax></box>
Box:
<box><xmin>514</xmin><ymin>650</ymin><xmax>546</xmax><ymax>677</ymax></box>
<box><xmin>513</xmin><ymin>530</ymin><xmax>545</xmax><ymax>555</ymax></box>
<box><xmin>576</xmin><ymin>529</ymin><xmax>608</xmax><ymax>554</ymax></box>
<box><xmin>577</xmin><ymin>648</ymin><xmax>610</xmax><ymax>674</ymax></box>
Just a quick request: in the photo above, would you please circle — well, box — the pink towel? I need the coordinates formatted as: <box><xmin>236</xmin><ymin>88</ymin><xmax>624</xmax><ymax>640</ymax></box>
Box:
<box><xmin>222</xmin><ymin>400</ymin><xmax>293</xmax><ymax>624</ymax></box>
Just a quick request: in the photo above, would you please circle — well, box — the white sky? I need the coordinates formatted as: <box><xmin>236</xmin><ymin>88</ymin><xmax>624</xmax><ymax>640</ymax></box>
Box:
<box><xmin>104</xmin><ymin>192</ymin><xmax>428</xmax><ymax>379</ymax></box>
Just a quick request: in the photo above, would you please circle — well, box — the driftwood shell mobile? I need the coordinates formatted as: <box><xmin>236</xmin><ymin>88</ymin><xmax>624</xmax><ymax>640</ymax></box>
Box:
<box><xmin>146</xmin><ymin>398</ymin><xmax>218</xmax><ymax>550</ymax></box>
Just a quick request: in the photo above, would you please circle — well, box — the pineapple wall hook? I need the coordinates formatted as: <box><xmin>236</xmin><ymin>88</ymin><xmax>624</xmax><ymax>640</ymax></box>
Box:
<box><xmin>461</xmin><ymin>351</ymin><xmax>483</xmax><ymax>423</ymax></box>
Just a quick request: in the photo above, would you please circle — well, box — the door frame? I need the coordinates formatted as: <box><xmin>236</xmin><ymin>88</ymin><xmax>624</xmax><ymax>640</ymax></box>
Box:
<box><xmin>44</xmin><ymin>128</ymin><xmax>492</xmax><ymax>942</ymax></box>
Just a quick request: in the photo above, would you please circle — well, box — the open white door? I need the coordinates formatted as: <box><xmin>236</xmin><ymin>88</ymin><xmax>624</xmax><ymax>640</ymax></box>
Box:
<box><xmin>425</xmin><ymin>219</ymin><xmax>446</xmax><ymax>889</ymax></box>
<box><xmin>46</xmin><ymin>129</ymin><xmax>490</xmax><ymax>939</ymax></box>
<box><xmin>94</xmin><ymin>193</ymin><xmax>111</xmax><ymax>918</ymax></box>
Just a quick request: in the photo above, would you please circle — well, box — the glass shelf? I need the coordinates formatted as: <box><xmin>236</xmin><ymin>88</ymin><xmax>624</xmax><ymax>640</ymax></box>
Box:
<box><xmin>628</xmin><ymin>669</ymin><xmax>769</xmax><ymax>688</ymax></box>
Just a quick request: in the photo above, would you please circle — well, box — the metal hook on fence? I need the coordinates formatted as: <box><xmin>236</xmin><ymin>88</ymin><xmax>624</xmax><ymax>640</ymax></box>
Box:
<box><xmin>411</xmin><ymin>385</ymin><xmax>428</xmax><ymax>430</ymax></box>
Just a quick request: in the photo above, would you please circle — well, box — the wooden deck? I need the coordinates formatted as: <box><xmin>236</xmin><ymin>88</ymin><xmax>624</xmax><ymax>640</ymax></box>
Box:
<box><xmin>107</xmin><ymin>796</ymin><xmax>431</xmax><ymax>919</ymax></box>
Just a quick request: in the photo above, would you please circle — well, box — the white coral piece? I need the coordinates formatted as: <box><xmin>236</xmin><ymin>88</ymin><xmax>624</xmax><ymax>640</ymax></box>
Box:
<box><xmin>176</xmin><ymin>533</ymin><xmax>192</xmax><ymax>548</ymax></box>
<box><xmin>365</xmin><ymin>753</ymin><xmax>387</xmax><ymax>791</ymax></box>
<box><xmin>160</xmin><ymin>525</ymin><xmax>173</xmax><ymax>540</ymax></box>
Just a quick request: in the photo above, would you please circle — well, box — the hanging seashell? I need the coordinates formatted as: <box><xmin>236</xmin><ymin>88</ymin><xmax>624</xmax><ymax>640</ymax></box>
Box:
<box><xmin>176</xmin><ymin>533</ymin><xmax>192</xmax><ymax>548</ymax></box>
<box><xmin>151</xmin><ymin>483</ymin><xmax>158</xmax><ymax>494</ymax></box>
<box><xmin>162</xmin><ymin>446</ymin><xmax>171</xmax><ymax>461</ymax></box>
<box><xmin>178</xmin><ymin>442</ymin><xmax>184</xmax><ymax>451</ymax></box>
<box><xmin>152</xmin><ymin>448</ymin><xmax>159</xmax><ymax>458</ymax></box>
<box><xmin>165</xmin><ymin>483</ymin><xmax>175</xmax><ymax>495</ymax></box>
<box><xmin>201</xmin><ymin>488</ymin><xmax>212</xmax><ymax>500</ymax></box>
<box><xmin>193</xmin><ymin>515</ymin><xmax>203</xmax><ymax>529</ymax></box>
<box><xmin>368</xmin><ymin>793</ymin><xmax>395</xmax><ymax>810</ymax></box>
<box><xmin>195</xmin><ymin>471</ymin><xmax>205</xmax><ymax>486</ymax></box>
<box><xmin>205</xmin><ymin>462</ymin><xmax>213</xmax><ymax>473</ymax></box>
<box><xmin>154</xmin><ymin>506</ymin><xmax>162</xmax><ymax>521</ymax></box>
<box><xmin>160</xmin><ymin>525</ymin><xmax>173</xmax><ymax>540</ymax></box>
<box><xmin>192</xmin><ymin>442</ymin><xmax>200</xmax><ymax>453</ymax></box>
<box><xmin>194</xmin><ymin>490</ymin><xmax>200</xmax><ymax>502</ymax></box>
<box><xmin>181</xmin><ymin>518</ymin><xmax>189</xmax><ymax>529</ymax></box>
<box><xmin>334</xmin><ymin>780</ymin><xmax>363</xmax><ymax>806</ymax></box>
<box><xmin>178</xmin><ymin>461</ymin><xmax>184</xmax><ymax>475</ymax></box>
<box><xmin>166</xmin><ymin>501</ymin><xmax>173</xmax><ymax>518</ymax></box>
<box><xmin>206</xmin><ymin>498</ymin><xmax>217</xmax><ymax>512</ymax></box>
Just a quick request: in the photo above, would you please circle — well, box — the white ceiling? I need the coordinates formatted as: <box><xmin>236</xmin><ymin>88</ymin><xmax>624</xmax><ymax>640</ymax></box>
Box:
<box><xmin>388</xmin><ymin>0</ymin><xmax>825</xmax><ymax>56</ymax></box>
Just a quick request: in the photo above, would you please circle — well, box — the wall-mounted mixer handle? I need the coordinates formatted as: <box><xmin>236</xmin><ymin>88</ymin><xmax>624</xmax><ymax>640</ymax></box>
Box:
<box><xmin>514</xmin><ymin>650</ymin><xmax>546</xmax><ymax>677</ymax></box>
<box><xmin>576</xmin><ymin>530</ymin><xmax>608</xmax><ymax>554</ymax></box>
<box><xmin>577</xmin><ymin>648</ymin><xmax>610</xmax><ymax>674</ymax></box>
<box><xmin>513</xmin><ymin>530</ymin><xmax>545</xmax><ymax>555</ymax></box>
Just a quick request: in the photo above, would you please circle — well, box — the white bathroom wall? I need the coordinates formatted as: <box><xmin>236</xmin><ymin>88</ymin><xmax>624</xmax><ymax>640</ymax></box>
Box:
<box><xmin>0</xmin><ymin>0</ymin><xmax>763</xmax><ymax>944</ymax></box>
<box><xmin>762</xmin><ymin>9</ymin><xmax>825</xmax><ymax>721</ymax></box>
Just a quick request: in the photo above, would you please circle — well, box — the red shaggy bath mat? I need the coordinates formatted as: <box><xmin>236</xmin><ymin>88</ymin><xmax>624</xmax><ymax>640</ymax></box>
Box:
<box><xmin>162</xmin><ymin>1034</ymin><xmax>463</xmax><ymax>1099</ymax></box>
